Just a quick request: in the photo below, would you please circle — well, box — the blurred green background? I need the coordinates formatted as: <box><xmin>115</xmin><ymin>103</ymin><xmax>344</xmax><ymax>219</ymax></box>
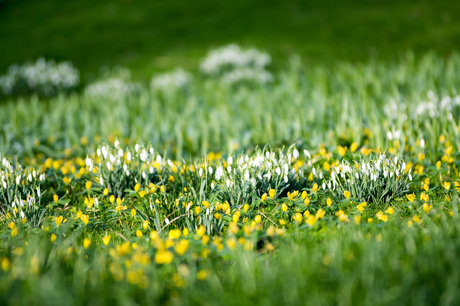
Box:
<box><xmin>0</xmin><ymin>0</ymin><xmax>459</xmax><ymax>81</ymax></box>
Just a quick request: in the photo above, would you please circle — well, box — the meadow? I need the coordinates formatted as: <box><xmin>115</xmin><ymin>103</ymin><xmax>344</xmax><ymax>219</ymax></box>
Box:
<box><xmin>0</xmin><ymin>44</ymin><xmax>460</xmax><ymax>305</ymax></box>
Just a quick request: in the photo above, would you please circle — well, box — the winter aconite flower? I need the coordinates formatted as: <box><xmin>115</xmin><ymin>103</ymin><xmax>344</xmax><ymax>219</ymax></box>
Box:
<box><xmin>102</xmin><ymin>235</ymin><xmax>111</xmax><ymax>246</ymax></box>
<box><xmin>83</xmin><ymin>238</ymin><xmax>91</xmax><ymax>249</ymax></box>
<box><xmin>406</xmin><ymin>193</ymin><xmax>415</xmax><ymax>202</ymax></box>
<box><xmin>155</xmin><ymin>250</ymin><xmax>173</xmax><ymax>264</ymax></box>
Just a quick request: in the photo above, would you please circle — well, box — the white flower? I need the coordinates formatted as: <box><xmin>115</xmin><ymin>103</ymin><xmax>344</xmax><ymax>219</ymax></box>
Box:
<box><xmin>244</xmin><ymin>170</ymin><xmax>250</xmax><ymax>181</ymax></box>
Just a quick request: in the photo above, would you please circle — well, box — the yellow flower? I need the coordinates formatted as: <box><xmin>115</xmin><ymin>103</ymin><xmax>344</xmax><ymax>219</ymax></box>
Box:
<box><xmin>244</xmin><ymin>204</ymin><xmax>250</xmax><ymax>212</ymax></box>
<box><xmin>354</xmin><ymin>215</ymin><xmax>361</xmax><ymax>225</ymax></box>
<box><xmin>202</xmin><ymin>235</ymin><xmax>210</xmax><ymax>245</ymax></box>
<box><xmin>455</xmin><ymin>181</ymin><xmax>460</xmax><ymax>192</ymax></box>
<box><xmin>134</xmin><ymin>183</ymin><xmax>141</xmax><ymax>192</ymax></box>
<box><xmin>269</xmin><ymin>189</ymin><xmax>276</xmax><ymax>199</ymax></box>
<box><xmin>443</xmin><ymin>182</ymin><xmax>451</xmax><ymax>190</ymax></box>
<box><xmin>136</xmin><ymin>230</ymin><xmax>143</xmax><ymax>238</ymax></box>
<box><xmin>337</xmin><ymin>146</ymin><xmax>347</xmax><ymax>157</ymax></box>
<box><xmin>311</xmin><ymin>183</ymin><xmax>319</xmax><ymax>192</ymax></box>
<box><xmin>103</xmin><ymin>188</ymin><xmax>109</xmax><ymax>196</ymax></box>
<box><xmin>169</xmin><ymin>229</ymin><xmax>181</xmax><ymax>239</ymax></box>
<box><xmin>202</xmin><ymin>201</ymin><xmax>210</xmax><ymax>209</ymax></box>
<box><xmin>336</xmin><ymin>210</ymin><xmax>349</xmax><ymax>222</ymax></box>
<box><xmin>155</xmin><ymin>250</ymin><xmax>174</xmax><ymax>264</ymax></box>
<box><xmin>261</xmin><ymin>193</ymin><xmax>268</xmax><ymax>202</ymax></box>
<box><xmin>196</xmin><ymin>270</ymin><xmax>209</xmax><ymax>280</ymax></box>
<box><xmin>315</xmin><ymin>209</ymin><xmax>325</xmax><ymax>220</ymax></box>
<box><xmin>422</xmin><ymin>203</ymin><xmax>432</xmax><ymax>213</ymax></box>
<box><xmin>350</xmin><ymin>142</ymin><xmax>358</xmax><ymax>152</ymax></box>
<box><xmin>436</xmin><ymin>161</ymin><xmax>441</xmax><ymax>170</ymax></box>
<box><xmin>306</xmin><ymin>215</ymin><xmax>316</xmax><ymax>226</ymax></box>
<box><xmin>418</xmin><ymin>153</ymin><xmax>425</xmax><ymax>161</ymax></box>
<box><xmin>139</xmin><ymin>190</ymin><xmax>146</xmax><ymax>198</ymax></box>
<box><xmin>175</xmin><ymin>240</ymin><xmax>189</xmax><ymax>255</ymax></box>
<box><xmin>326</xmin><ymin>198</ymin><xmax>332</xmax><ymax>206</ymax></box>
<box><xmin>55</xmin><ymin>215</ymin><xmax>63</xmax><ymax>227</ymax></box>
<box><xmin>80</xmin><ymin>136</ymin><xmax>88</xmax><ymax>145</ymax></box>
<box><xmin>301</xmin><ymin>191</ymin><xmax>308</xmax><ymax>199</ymax></box>
<box><xmin>143</xmin><ymin>220</ymin><xmax>149</xmax><ymax>230</ymax></box>
<box><xmin>420</xmin><ymin>192</ymin><xmax>429</xmax><ymax>202</ymax></box>
<box><xmin>228</xmin><ymin>222</ymin><xmax>239</xmax><ymax>234</ymax></box>
<box><xmin>197</xmin><ymin>225</ymin><xmax>206</xmax><ymax>237</ymax></box>
<box><xmin>150</xmin><ymin>231</ymin><xmax>158</xmax><ymax>241</ymax></box>
<box><xmin>83</xmin><ymin>238</ymin><xmax>91</xmax><ymax>249</ymax></box>
<box><xmin>265</xmin><ymin>242</ymin><xmax>275</xmax><ymax>252</ymax></box>
<box><xmin>406</xmin><ymin>193</ymin><xmax>415</xmax><ymax>202</ymax></box>
<box><xmin>412</xmin><ymin>215</ymin><xmax>421</xmax><ymax>223</ymax></box>
<box><xmin>50</xmin><ymin>233</ymin><xmax>57</xmax><ymax>243</ymax></box>
<box><xmin>357</xmin><ymin>202</ymin><xmax>367</xmax><ymax>212</ymax></box>
<box><xmin>255</xmin><ymin>215</ymin><xmax>262</xmax><ymax>223</ymax></box>
<box><xmin>281</xmin><ymin>203</ymin><xmax>288</xmax><ymax>212</ymax></box>
<box><xmin>304</xmin><ymin>197</ymin><xmax>310</xmax><ymax>206</ymax></box>
<box><xmin>102</xmin><ymin>235</ymin><xmax>111</xmax><ymax>246</ymax></box>
<box><xmin>287</xmin><ymin>190</ymin><xmax>299</xmax><ymax>200</ymax></box>
<box><xmin>233</xmin><ymin>211</ymin><xmax>241</xmax><ymax>223</ymax></box>
<box><xmin>214</xmin><ymin>213</ymin><xmax>222</xmax><ymax>220</ymax></box>
<box><xmin>116</xmin><ymin>242</ymin><xmax>131</xmax><ymax>256</ymax></box>
<box><xmin>266</xmin><ymin>225</ymin><xmax>275</xmax><ymax>236</ymax></box>
<box><xmin>1</xmin><ymin>258</ymin><xmax>11</xmax><ymax>271</ymax></box>
<box><xmin>344</xmin><ymin>191</ymin><xmax>351</xmax><ymax>199</ymax></box>
<box><xmin>385</xmin><ymin>207</ymin><xmax>395</xmax><ymax>215</ymax></box>
<box><xmin>195</xmin><ymin>206</ymin><xmax>201</xmax><ymax>214</ymax></box>
<box><xmin>293</xmin><ymin>213</ymin><xmax>303</xmax><ymax>223</ymax></box>
<box><xmin>53</xmin><ymin>194</ymin><xmax>59</xmax><ymax>202</ymax></box>
<box><xmin>109</xmin><ymin>195</ymin><xmax>115</xmax><ymax>203</ymax></box>
<box><xmin>376</xmin><ymin>211</ymin><xmax>388</xmax><ymax>222</ymax></box>
<box><xmin>85</xmin><ymin>181</ymin><xmax>92</xmax><ymax>190</ymax></box>
<box><xmin>80</xmin><ymin>214</ymin><xmax>89</xmax><ymax>225</ymax></box>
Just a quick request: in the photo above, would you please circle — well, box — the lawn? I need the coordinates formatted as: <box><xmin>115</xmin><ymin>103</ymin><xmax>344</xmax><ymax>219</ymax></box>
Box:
<box><xmin>1</xmin><ymin>1</ymin><xmax>460</xmax><ymax>305</ymax></box>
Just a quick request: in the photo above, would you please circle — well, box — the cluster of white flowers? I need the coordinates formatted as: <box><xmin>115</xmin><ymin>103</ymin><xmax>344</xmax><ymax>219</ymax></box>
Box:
<box><xmin>200</xmin><ymin>44</ymin><xmax>273</xmax><ymax>84</ymax></box>
<box><xmin>1</xmin><ymin>157</ymin><xmax>45</xmax><ymax>190</ymax></box>
<box><xmin>1</xmin><ymin>157</ymin><xmax>45</xmax><ymax>218</ymax></box>
<box><xmin>88</xmin><ymin>143</ymin><xmax>308</xmax><ymax>194</ymax></box>
<box><xmin>84</xmin><ymin>77</ymin><xmax>140</xmax><ymax>101</ymax></box>
<box><xmin>412</xmin><ymin>91</ymin><xmax>460</xmax><ymax>119</ymax></box>
<box><xmin>0</xmin><ymin>58</ymin><xmax>79</xmax><ymax>96</ymax></box>
<box><xmin>150</xmin><ymin>68</ymin><xmax>193</xmax><ymax>93</ymax></box>
<box><xmin>91</xmin><ymin>141</ymin><xmax>167</xmax><ymax>186</ymax></box>
<box><xmin>196</xmin><ymin>148</ymin><xmax>303</xmax><ymax>190</ymax></box>
<box><xmin>328</xmin><ymin>154</ymin><xmax>410</xmax><ymax>202</ymax></box>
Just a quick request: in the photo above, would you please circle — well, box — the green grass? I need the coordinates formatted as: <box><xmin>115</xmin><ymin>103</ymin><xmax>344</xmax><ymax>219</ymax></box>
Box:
<box><xmin>1</xmin><ymin>5</ymin><xmax>460</xmax><ymax>302</ymax></box>
<box><xmin>1</xmin><ymin>0</ymin><xmax>460</xmax><ymax>80</ymax></box>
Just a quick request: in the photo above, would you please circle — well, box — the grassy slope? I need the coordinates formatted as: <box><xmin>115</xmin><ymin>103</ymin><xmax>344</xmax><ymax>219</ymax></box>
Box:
<box><xmin>1</xmin><ymin>0</ymin><xmax>459</xmax><ymax>80</ymax></box>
